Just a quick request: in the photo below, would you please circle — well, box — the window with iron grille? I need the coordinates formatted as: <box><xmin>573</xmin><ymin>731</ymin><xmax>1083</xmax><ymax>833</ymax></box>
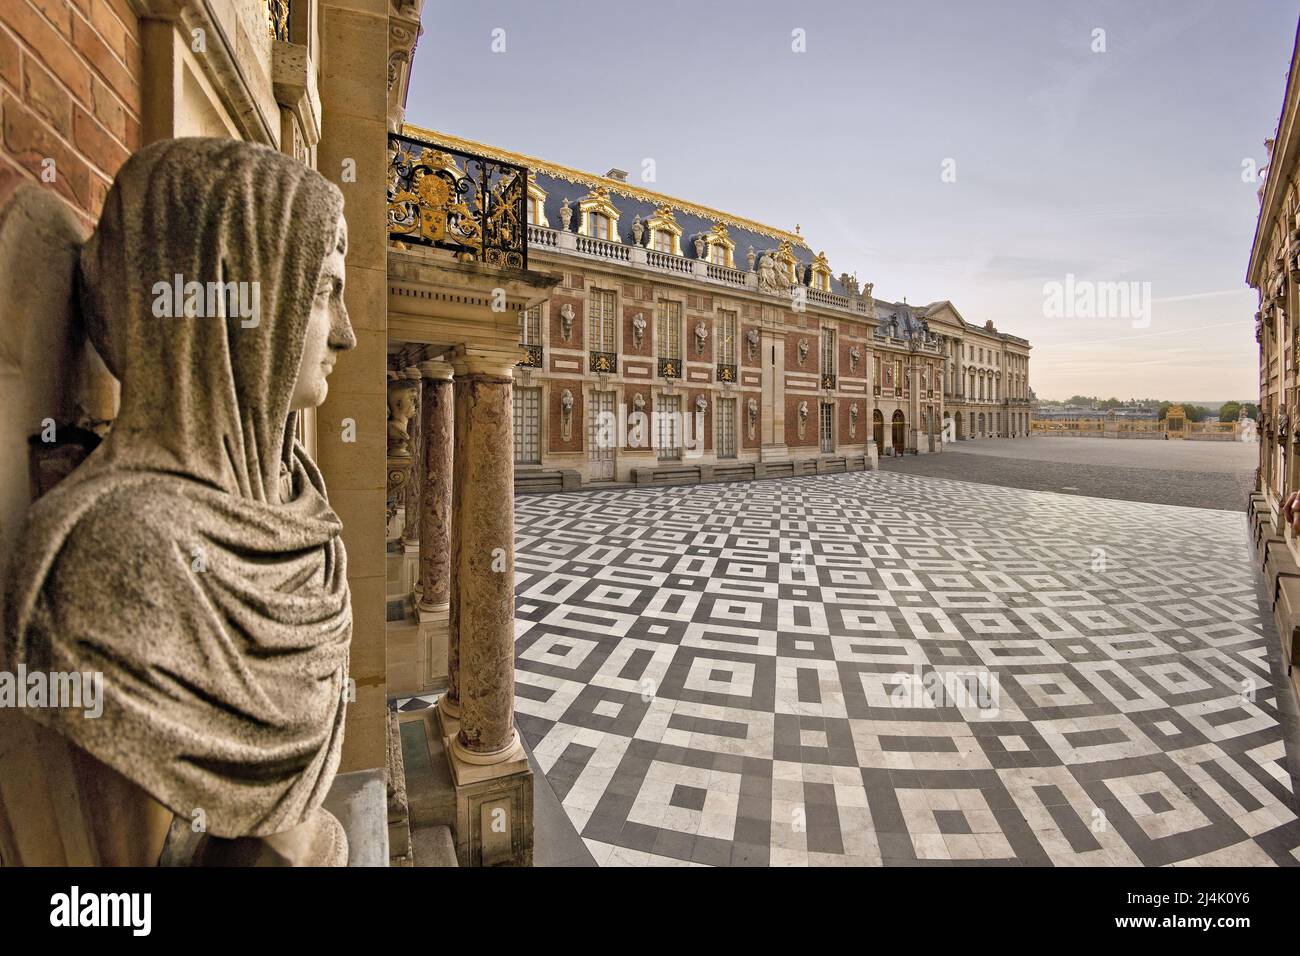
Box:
<box><xmin>821</xmin><ymin>330</ymin><xmax>836</xmax><ymax>376</ymax></box>
<box><xmin>513</xmin><ymin>387</ymin><xmax>541</xmax><ymax>464</ymax></box>
<box><xmin>659</xmin><ymin>301</ymin><xmax>682</xmax><ymax>359</ymax></box>
<box><xmin>719</xmin><ymin>311</ymin><xmax>737</xmax><ymax>365</ymax></box>
<box><xmin>819</xmin><ymin>402</ymin><xmax>834</xmax><ymax>453</ymax></box>
<box><xmin>717</xmin><ymin>397</ymin><xmax>736</xmax><ymax>458</ymax></box>
<box><xmin>588</xmin><ymin>289</ymin><xmax>616</xmax><ymax>352</ymax></box>
<box><xmin>657</xmin><ymin>393</ymin><xmax>682</xmax><ymax>460</ymax></box>
<box><xmin>520</xmin><ymin>306</ymin><xmax>541</xmax><ymax>345</ymax></box>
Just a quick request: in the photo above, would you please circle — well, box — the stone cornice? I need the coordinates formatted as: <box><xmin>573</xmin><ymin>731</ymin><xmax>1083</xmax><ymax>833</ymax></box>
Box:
<box><xmin>130</xmin><ymin>0</ymin><xmax>278</xmax><ymax>145</ymax></box>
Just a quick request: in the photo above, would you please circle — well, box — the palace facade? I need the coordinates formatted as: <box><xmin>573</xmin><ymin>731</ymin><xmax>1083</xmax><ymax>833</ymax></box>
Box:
<box><xmin>388</xmin><ymin>129</ymin><xmax>1034</xmax><ymax>492</ymax></box>
<box><xmin>1248</xmin><ymin>18</ymin><xmax>1300</xmax><ymax>701</ymax></box>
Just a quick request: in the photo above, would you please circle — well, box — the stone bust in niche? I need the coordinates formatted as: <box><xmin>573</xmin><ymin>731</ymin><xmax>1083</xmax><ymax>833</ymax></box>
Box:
<box><xmin>3</xmin><ymin>139</ymin><xmax>357</xmax><ymax>866</ymax></box>
<box><xmin>387</xmin><ymin>376</ymin><xmax>419</xmax><ymax>457</ymax></box>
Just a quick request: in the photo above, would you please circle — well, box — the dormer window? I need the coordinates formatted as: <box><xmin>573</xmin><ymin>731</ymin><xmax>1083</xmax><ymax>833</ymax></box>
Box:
<box><xmin>810</xmin><ymin>250</ymin><xmax>833</xmax><ymax>291</ymax></box>
<box><xmin>704</xmin><ymin>222</ymin><xmax>735</xmax><ymax>268</ymax></box>
<box><xmin>646</xmin><ymin>205</ymin><xmax>683</xmax><ymax>256</ymax></box>
<box><xmin>526</xmin><ymin>173</ymin><xmax>549</xmax><ymax>227</ymax></box>
<box><xmin>578</xmin><ymin>185</ymin><xmax>621</xmax><ymax>242</ymax></box>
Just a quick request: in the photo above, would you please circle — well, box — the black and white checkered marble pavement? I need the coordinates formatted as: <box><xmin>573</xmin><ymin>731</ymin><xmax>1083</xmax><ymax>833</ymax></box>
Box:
<box><xmin>458</xmin><ymin>471</ymin><xmax>1300</xmax><ymax>865</ymax></box>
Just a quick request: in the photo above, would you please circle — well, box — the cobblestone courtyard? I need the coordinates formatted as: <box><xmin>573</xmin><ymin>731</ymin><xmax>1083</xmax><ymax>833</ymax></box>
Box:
<box><xmin>490</xmin><ymin>467</ymin><xmax>1300</xmax><ymax>866</ymax></box>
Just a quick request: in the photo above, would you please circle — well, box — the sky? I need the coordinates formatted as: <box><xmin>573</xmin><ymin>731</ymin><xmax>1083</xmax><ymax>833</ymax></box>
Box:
<box><xmin>405</xmin><ymin>0</ymin><xmax>1298</xmax><ymax>402</ymax></box>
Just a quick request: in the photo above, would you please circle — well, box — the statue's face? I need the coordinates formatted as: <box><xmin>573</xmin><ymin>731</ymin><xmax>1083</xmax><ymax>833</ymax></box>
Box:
<box><xmin>292</xmin><ymin>215</ymin><xmax>355</xmax><ymax>411</ymax></box>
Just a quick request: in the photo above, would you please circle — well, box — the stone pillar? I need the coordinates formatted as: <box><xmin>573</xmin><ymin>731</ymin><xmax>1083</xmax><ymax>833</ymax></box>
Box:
<box><xmin>317</xmin><ymin>0</ymin><xmax>390</xmax><ymax>774</ymax></box>
<box><xmin>760</xmin><ymin>313</ymin><xmax>788</xmax><ymax>461</ymax></box>
<box><xmin>450</xmin><ymin>354</ymin><xmax>520</xmax><ymax>764</ymax></box>
<box><xmin>401</xmin><ymin>366</ymin><xmax>423</xmax><ymax>554</ymax></box>
<box><xmin>417</xmin><ymin>360</ymin><xmax>453</xmax><ymax>616</ymax></box>
<box><xmin>437</xmin><ymin>362</ymin><xmax>469</xmax><ymax>726</ymax></box>
<box><xmin>439</xmin><ymin>348</ymin><xmax>534</xmax><ymax>867</ymax></box>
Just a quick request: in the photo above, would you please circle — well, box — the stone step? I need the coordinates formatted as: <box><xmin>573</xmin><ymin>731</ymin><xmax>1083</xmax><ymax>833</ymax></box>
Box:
<box><xmin>411</xmin><ymin>824</ymin><xmax>458</xmax><ymax>867</ymax></box>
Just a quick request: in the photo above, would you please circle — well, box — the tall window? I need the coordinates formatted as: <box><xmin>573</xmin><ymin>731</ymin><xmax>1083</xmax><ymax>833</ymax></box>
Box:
<box><xmin>654</xmin><ymin>229</ymin><xmax>674</xmax><ymax>253</ymax></box>
<box><xmin>719</xmin><ymin>311</ymin><xmax>737</xmax><ymax>365</ymax></box>
<box><xmin>588</xmin><ymin>212</ymin><xmax>612</xmax><ymax>240</ymax></box>
<box><xmin>520</xmin><ymin>305</ymin><xmax>541</xmax><ymax>345</ymax></box>
<box><xmin>717</xmin><ymin>398</ymin><xmax>736</xmax><ymax>458</ymax></box>
<box><xmin>708</xmin><ymin>244</ymin><xmax>727</xmax><ymax>265</ymax></box>
<box><xmin>821</xmin><ymin>330</ymin><xmax>836</xmax><ymax>377</ymax></box>
<box><xmin>659</xmin><ymin>301</ymin><xmax>682</xmax><ymax>359</ymax></box>
<box><xmin>589</xmin><ymin>289</ymin><xmax>616</xmax><ymax>352</ymax></box>
<box><xmin>657</xmin><ymin>393</ymin><xmax>682</xmax><ymax>460</ymax></box>
<box><xmin>513</xmin><ymin>387</ymin><xmax>541</xmax><ymax>464</ymax></box>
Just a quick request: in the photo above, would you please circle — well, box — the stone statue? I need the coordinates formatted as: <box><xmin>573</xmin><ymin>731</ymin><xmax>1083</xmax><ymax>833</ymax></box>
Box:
<box><xmin>849</xmin><ymin>403</ymin><xmax>859</xmax><ymax>437</ymax></box>
<box><xmin>757</xmin><ymin>252</ymin><xmax>785</xmax><ymax>295</ymax></box>
<box><xmin>387</xmin><ymin>375</ymin><xmax>419</xmax><ymax>457</ymax></box>
<box><xmin>797</xmin><ymin>400</ymin><xmax>809</xmax><ymax>439</ymax></box>
<box><xmin>849</xmin><ymin>345</ymin><xmax>860</xmax><ymax>372</ymax></box>
<box><xmin>3</xmin><ymin>139</ymin><xmax>357</xmax><ymax>865</ymax></box>
<box><xmin>558</xmin><ymin>197</ymin><xmax>572</xmax><ymax>231</ymax></box>
<box><xmin>695</xmin><ymin>395</ymin><xmax>708</xmax><ymax>414</ymax></box>
<box><xmin>746</xmin><ymin>327</ymin><xmax>760</xmax><ymax>361</ymax></box>
<box><xmin>631</xmin><ymin>214</ymin><xmax>644</xmax><ymax>245</ymax></box>
<box><xmin>559</xmin><ymin>303</ymin><xmax>575</xmax><ymax>342</ymax></box>
<box><xmin>632</xmin><ymin>312</ymin><xmax>646</xmax><ymax>349</ymax></box>
<box><xmin>694</xmin><ymin>236</ymin><xmax>705</xmax><ymax>258</ymax></box>
<box><xmin>694</xmin><ymin>320</ymin><xmax>709</xmax><ymax>354</ymax></box>
<box><xmin>560</xmin><ymin>388</ymin><xmax>574</xmax><ymax>441</ymax></box>
<box><xmin>746</xmin><ymin>245</ymin><xmax>756</xmax><ymax>272</ymax></box>
<box><xmin>747</xmin><ymin>397</ymin><xmax>758</xmax><ymax>439</ymax></box>
<box><xmin>797</xmin><ymin>338</ymin><xmax>809</xmax><ymax>366</ymax></box>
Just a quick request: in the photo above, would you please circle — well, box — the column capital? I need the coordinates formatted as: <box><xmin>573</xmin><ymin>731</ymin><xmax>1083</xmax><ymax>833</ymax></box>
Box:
<box><xmin>418</xmin><ymin>359</ymin><xmax>454</xmax><ymax>381</ymax></box>
<box><xmin>448</xmin><ymin>345</ymin><xmax>519</xmax><ymax>378</ymax></box>
<box><xmin>401</xmin><ymin>365</ymin><xmax>422</xmax><ymax>381</ymax></box>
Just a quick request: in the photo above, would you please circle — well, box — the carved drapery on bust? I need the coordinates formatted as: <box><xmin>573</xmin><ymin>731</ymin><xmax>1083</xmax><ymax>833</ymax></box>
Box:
<box><xmin>4</xmin><ymin>139</ymin><xmax>356</xmax><ymax>846</ymax></box>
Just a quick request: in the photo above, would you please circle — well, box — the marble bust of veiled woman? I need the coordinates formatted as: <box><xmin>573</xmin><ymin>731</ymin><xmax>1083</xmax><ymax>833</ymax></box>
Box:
<box><xmin>4</xmin><ymin>138</ymin><xmax>356</xmax><ymax>865</ymax></box>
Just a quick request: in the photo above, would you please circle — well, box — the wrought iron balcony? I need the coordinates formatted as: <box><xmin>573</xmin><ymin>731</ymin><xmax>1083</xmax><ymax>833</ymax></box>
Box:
<box><xmin>717</xmin><ymin>363</ymin><xmax>738</xmax><ymax>384</ymax></box>
<box><xmin>266</xmin><ymin>0</ymin><xmax>291</xmax><ymax>41</ymax></box>
<box><xmin>387</xmin><ymin>131</ymin><xmax>528</xmax><ymax>270</ymax></box>
<box><xmin>821</xmin><ymin>373</ymin><xmax>837</xmax><ymax>390</ymax></box>
<box><xmin>657</xmin><ymin>357</ymin><xmax>681</xmax><ymax>379</ymax></box>
<box><xmin>590</xmin><ymin>350</ymin><xmax>617</xmax><ymax>374</ymax></box>
<box><xmin>518</xmin><ymin>344</ymin><xmax>543</xmax><ymax>368</ymax></box>
<box><xmin>873</xmin><ymin>384</ymin><xmax>881</xmax><ymax>397</ymax></box>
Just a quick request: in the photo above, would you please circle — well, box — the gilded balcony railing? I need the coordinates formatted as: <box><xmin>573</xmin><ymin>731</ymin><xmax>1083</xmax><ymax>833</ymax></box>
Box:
<box><xmin>658</xmin><ymin>357</ymin><xmax>681</xmax><ymax>379</ymax></box>
<box><xmin>716</xmin><ymin>363</ymin><xmax>737</xmax><ymax>384</ymax></box>
<box><xmin>820</xmin><ymin>373</ymin><xmax>837</xmax><ymax>390</ymax></box>
<box><xmin>387</xmin><ymin>131</ymin><xmax>528</xmax><ymax>270</ymax></box>
<box><xmin>266</xmin><ymin>0</ymin><xmax>290</xmax><ymax>41</ymax></box>
<box><xmin>590</xmin><ymin>350</ymin><xmax>617</xmax><ymax>374</ymax></box>
<box><xmin>518</xmin><ymin>345</ymin><xmax>543</xmax><ymax>368</ymax></box>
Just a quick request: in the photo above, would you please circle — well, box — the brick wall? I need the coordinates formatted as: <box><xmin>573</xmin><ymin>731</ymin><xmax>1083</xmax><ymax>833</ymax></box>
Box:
<box><xmin>1</xmin><ymin>0</ymin><xmax>140</xmax><ymax>227</ymax></box>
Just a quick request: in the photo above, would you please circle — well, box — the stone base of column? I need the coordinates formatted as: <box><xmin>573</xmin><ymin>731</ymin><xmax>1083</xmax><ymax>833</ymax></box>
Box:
<box><xmin>417</xmin><ymin>599</ymin><xmax>450</xmax><ymax>623</ymax></box>
<box><xmin>441</xmin><ymin>730</ymin><xmax>533</xmax><ymax>867</ymax></box>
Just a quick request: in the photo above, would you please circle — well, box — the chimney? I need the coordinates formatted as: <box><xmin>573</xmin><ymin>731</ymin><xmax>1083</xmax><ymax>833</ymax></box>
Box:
<box><xmin>605</xmin><ymin>168</ymin><xmax>628</xmax><ymax>182</ymax></box>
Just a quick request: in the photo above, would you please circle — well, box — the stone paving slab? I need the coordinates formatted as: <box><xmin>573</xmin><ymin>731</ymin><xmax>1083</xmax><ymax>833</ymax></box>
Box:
<box><xmin>881</xmin><ymin>438</ymin><xmax>1256</xmax><ymax>511</ymax></box>
<box><xmin>494</xmin><ymin>470</ymin><xmax>1300</xmax><ymax>867</ymax></box>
